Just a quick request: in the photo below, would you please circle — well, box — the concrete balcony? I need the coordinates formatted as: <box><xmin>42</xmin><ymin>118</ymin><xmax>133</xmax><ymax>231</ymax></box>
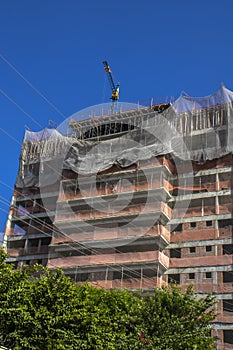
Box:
<box><xmin>58</xmin><ymin>182</ymin><xmax>172</xmax><ymax>203</ymax></box>
<box><xmin>178</xmin><ymin>282</ymin><xmax>233</xmax><ymax>294</ymax></box>
<box><xmin>48</xmin><ymin>250</ymin><xmax>169</xmax><ymax>270</ymax></box>
<box><xmin>51</xmin><ymin>225</ymin><xmax>170</xmax><ymax>246</ymax></box>
<box><xmin>55</xmin><ymin>202</ymin><xmax>172</xmax><ymax>223</ymax></box>
<box><xmin>11</xmin><ymin>211</ymin><xmax>55</xmax><ymax>225</ymax></box>
<box><xmin>170</xmin><ymin>255</ymin><xmax>233</xmax><ymax>269</ymax></box>
<box><xmin>8</xmin><ymin>245</ymin><xmax>49</xmax><ymax>257</ymax></box>
<box><xmin>83</xmin><ymin>276</ymin><xmax>162</xmax><ymax>290</ymax></box>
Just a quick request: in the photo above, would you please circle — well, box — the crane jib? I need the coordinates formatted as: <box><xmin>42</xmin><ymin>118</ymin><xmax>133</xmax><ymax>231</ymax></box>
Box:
<box><xmin>103</xmin><ymin>60</ymin><xmax>120</xmax><ymax>101</ymax></box>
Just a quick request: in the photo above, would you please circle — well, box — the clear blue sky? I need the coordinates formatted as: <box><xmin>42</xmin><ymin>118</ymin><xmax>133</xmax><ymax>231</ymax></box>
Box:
<box><xmin>0</xmin><ymin>0</ymin><xmax>233</xmax><ymax>232</ymax></box>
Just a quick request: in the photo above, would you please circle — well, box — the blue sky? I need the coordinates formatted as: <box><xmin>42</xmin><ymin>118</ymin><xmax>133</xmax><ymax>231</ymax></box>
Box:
<box><xmin>0</xmin><ymin>0</ymin><xmax>233</xmax><ymax>232</ymax></box>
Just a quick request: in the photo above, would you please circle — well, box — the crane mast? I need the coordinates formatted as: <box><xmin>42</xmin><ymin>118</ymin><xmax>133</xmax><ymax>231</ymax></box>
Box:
<box><xmin>103</xmin><ymin>61</ymin><xmax>120</xmax><ymax>101</ymax></box>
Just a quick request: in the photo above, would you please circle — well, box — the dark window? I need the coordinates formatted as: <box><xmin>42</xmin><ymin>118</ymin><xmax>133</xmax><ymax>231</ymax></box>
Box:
<box><xmin>58</xmin><ymin>249</ymin><xmax>92</xmax><ymax>258</ymax></box>
<box><xmin>8</xmin><ymin>240</ymin><xmax>25</xmax><ymax>249</ymax></box>
<box><xmin>123</xmin><ymin>270</ymin><xmax>142</xmax><ymax>280</ymax></box>
<box><xmin>168</xmin><ymin>274</ymin><xmax>180</xmax><ymax>284</ymax></box>
<box><xmin>170</xmin><ymin>248</ymin><xmax>181</xmax><ymax>258</ymax></box>
<box><xmin>113</xmin><ymin>270</ymin><xmax>144</xmax><ymax>280</ymax></box>
<box><xmin>189</xmin><ymin>273</ymin><xmax>195</xmax><ymax>280</ymax></box>
<box><xmin>223</xmin><ymin>299</ymin><xmax>233</xmax><ymax>313</ymax></box>
<box><xmin>76</xmin><ymin>273</ymin><xmax>89</xmax><ymax>282</ymax></box>
<box><xmin>143</xmin><ymin>269</ymin><xmax>156</xmax><ymax>278</ymax></box>
<box><xmin>206</xmin><ymin>246</ymin><xmax>212</xmax><ymax>252</ymax></box>
<box><xmin>117</xmin><ymin>243</ymin><xmax>158</xmax><ymax>254</ymax></box>
<box><xmin>223</xmin><ymin>330</ymin><xmax>233</xmax><ymax>344</ymax></box>
<box><xmin>37</xmin><ymin>259</ymin><xmax>42</xmax><ymax>265</ymax></box>
<box><xmin>190</xmin><ymin>222</ymin><xmax>196</xmax><ymax>228</ymax></box>
<box><xmin>223</xmin><ymin>272</ymin><xmax>233</xmax><ymax>283</ymax></box>
<box><xmin>190</xmin><ymin>247</ymin><xmax>196</xmax><ymax>253</ymax></box>
<box><xmin>113</xmin><ymin>271</ymin><xmax>122</xmax><ymax>280</ymax></box>
<box><xmin>206</xmin><ymin>221</ymin><xmax>212</xmax><ymax>227</ymax></box>
<box><xmin>205</xmin><ymin>272</ymin><xmax>212</xmax><ymax>279</ymax></box>
<box><xmin>29</xmin><ymin>239</ymin><xmax>39</xmax><ymax>247</ymax></box>
<box><xmin>171</xmin><ymin>224</ymin><xmax>182</xmax><ymax>232</ymax></box>
<box><xmin>218</xmin><ymin>219</ymin><xmax>233</xmax><ymax>228</ymax></box>
<box><xmin>41</xmin><ymin>237</ymin><xmax>51</xmax><ymax>246</ymax></box>
<box><xmin>223</xmin><ymin>244</ymin><xmax>233</xmax><ymax>255</ymax></box>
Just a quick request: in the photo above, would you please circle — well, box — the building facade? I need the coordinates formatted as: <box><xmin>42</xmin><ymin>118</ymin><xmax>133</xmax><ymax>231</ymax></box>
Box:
<box><xmin>3</xmin><ymin>87</ymin><xmax>233</xmax><ymax>348</ymax></box>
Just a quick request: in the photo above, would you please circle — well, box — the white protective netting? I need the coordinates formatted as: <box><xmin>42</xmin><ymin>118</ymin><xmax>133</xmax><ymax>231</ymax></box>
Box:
<box><xmin>173</xmin><ymin>84</ymin><xmax>233</xmax><ymax>113</ymax></box>
<box><xmin>16</xmin><ymin>86</ymin><xmax>233</xmax><ymax>188</ymax></box>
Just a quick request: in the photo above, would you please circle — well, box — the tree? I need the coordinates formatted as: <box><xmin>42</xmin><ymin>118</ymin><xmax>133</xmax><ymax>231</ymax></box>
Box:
<box><xmin>139</xmin><ymin>285</ymin><xmax>215</xmax><ymax>350</ymax></box>
<box><xmin>0</xmin><ymin>249</ymin><xmax>216</xmax><ymax>350</ymax></box>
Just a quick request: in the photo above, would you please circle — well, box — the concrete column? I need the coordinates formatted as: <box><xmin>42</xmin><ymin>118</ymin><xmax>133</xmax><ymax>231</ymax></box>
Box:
<box><xmin>38</xmin><ymin>238</ymin><xmax>42</xmax><ymax>253</ymax></box>
<box><xmin>216</xmin><ymin>171</ymin><xmax>220</xmax><ymax>215</ymax></box>
<box><xmin>2</xmin><ymin>193</ymin><xmax>17</xmax><ymax>250</ymax></box>
<box><xmin>216</xmin><ymin>171</ymin><xmax>220</xmax><ymax>192</ymax></box>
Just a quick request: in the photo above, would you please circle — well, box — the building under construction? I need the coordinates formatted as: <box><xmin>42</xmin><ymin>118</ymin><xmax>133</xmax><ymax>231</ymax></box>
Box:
<box><xmin>3</xmin><ymin>85</ymin><xmax>233</xmax><ymax>349</ymax></box>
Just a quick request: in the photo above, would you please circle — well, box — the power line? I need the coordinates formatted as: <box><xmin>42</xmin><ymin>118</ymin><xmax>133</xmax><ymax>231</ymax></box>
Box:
<box><xmin>0</xmin><ymin>88</ymin><xmax>43</xmax><ymax>128</ymax></box>
<box><xmin>0</xmin><ymin>187</ymin><xmax>159</xmax><ymax>286</ymax></box>
<box><xmin>0</xmin><ymin>116</ymin><xmax>164</xmax><ymax>284</ymax></box>
<box><xmin>0</xmin><ymin>53</ymin><xmax>66</xmax><ymax>120</ymax></box>
<box><xmin>0</xmin><ymin>91</ymin><xmax>231</xmax><ymax>288</ymax></box>
<box><xmin>0</xmin><ymin>126</ymin><xmax>22</xmax><ymax>145</ymax></box>
<box><xmin>0</xmin><ymin>203</ymin><xmax>157</xmax><ymax>287</ymax></box>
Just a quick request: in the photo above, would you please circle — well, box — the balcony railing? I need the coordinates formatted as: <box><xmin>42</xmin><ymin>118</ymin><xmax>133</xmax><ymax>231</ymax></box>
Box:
<box><xmin>51</xmin><ymin>225</ymin><xmax>170</xmax><ymax>245</ymax></box>
<box><xmin>55</xmin><ymin>202</ymin><xmax>172</xmax><ymax>222</ymax></box>
<box><xmin>8</xmin><ymin>245</ymin><xmax>49</xmax><ymax>257</ymax></box>
<box><xmin>170</xmin><ymin>254</ymin><xmax>233</xmax><ymax>268</ymax></box>
<box><xmin>48</xmin><ymin>251</ymin><xmax>169</xmax><ymax>269</ymax></box>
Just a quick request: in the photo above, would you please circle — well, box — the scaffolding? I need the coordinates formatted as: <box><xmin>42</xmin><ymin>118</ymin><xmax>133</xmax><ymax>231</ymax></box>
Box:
<box><xmin>3</xmin><ymin>85</ymin><xmax>233</xmax><ymax>348</ymax></box>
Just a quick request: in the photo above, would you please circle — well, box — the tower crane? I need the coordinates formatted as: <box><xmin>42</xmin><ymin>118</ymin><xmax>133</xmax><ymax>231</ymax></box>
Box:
<box><xmin>103</xmin><ymin>61</ymin><xmax>120</xmax><ymax>102</ymax></box>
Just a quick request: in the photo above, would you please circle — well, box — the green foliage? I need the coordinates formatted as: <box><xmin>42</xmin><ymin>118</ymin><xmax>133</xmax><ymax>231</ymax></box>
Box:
<box><xmin>139</xmin><ymin>284</ymin><xmax>215</xmax><ymax>350</ymax></box>
<box><xmin>0</xmin><ymin>249</ymin><xmax>215</xmax><ymax>350</ymax></box>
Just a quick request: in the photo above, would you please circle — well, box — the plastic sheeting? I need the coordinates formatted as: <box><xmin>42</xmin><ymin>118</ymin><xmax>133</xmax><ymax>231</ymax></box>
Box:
<box><xmin>172</xmin><ymin>84</ymin><xmax>233</xmax><ymax>113</ymax></box>
<box><xmin>24</xmin><ymin>128</ymin><xmax>60</xmax><ymax>142</ymax></box>
<box><xmin>16</xmin><ymin>86</ymin><xmax>233</xmax><ymax>189</ymax></box>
